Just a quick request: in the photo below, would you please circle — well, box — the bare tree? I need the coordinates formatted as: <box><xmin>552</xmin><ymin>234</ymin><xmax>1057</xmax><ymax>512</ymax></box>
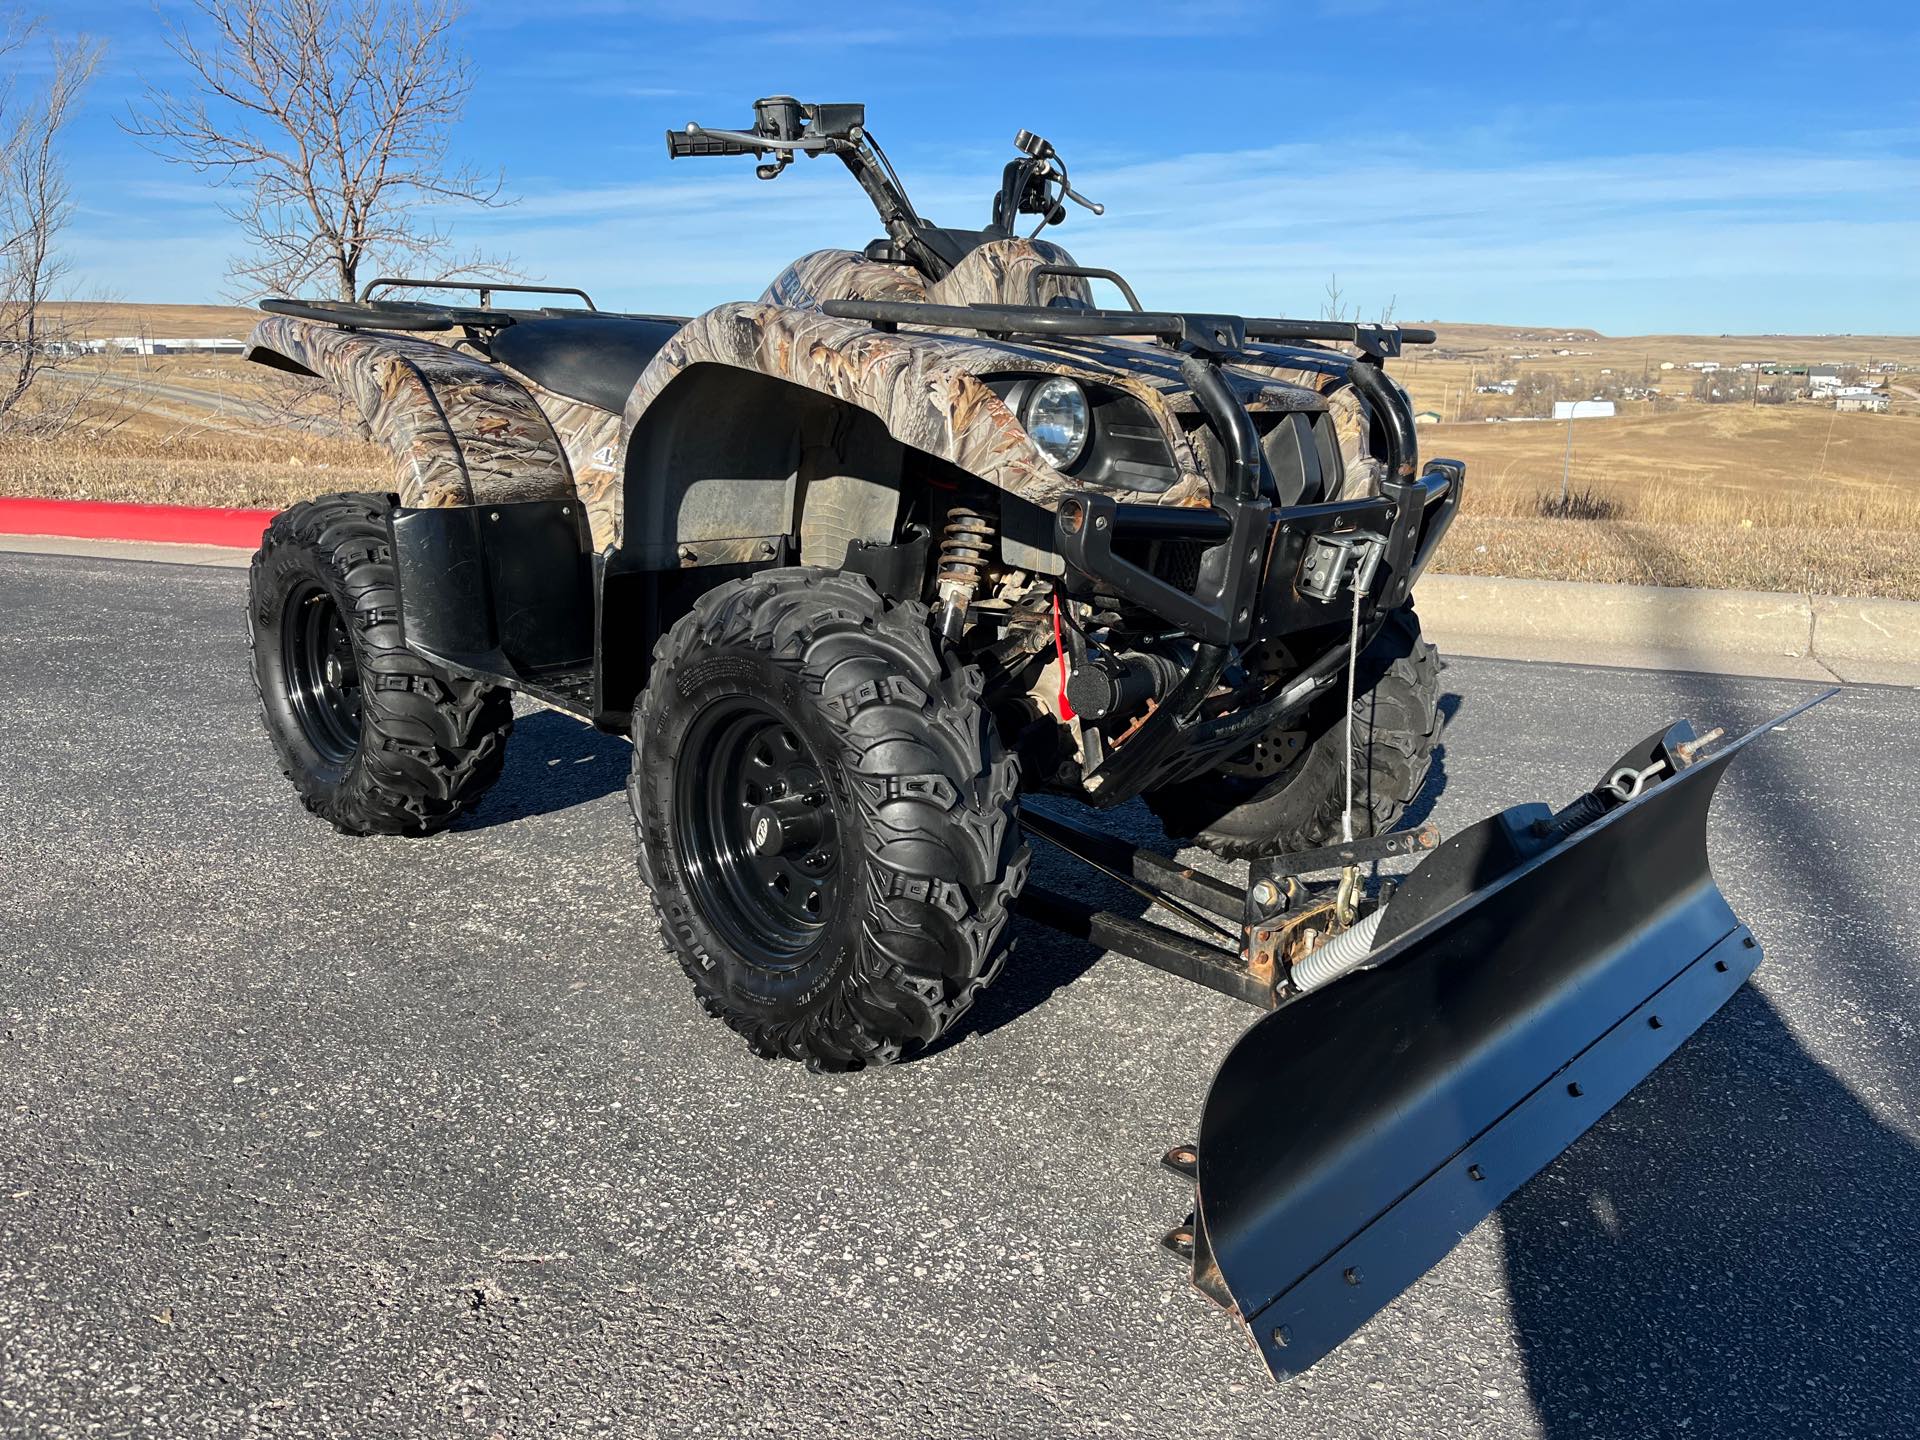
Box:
<box><xmin>125</xmin><ymin>0</ymin><xmax>513</xmax><ymax>301</ymax></box>
<box><xmin>1319</xmin><ymin>274</ymin><xmax>1398</xmax><ymax>328</ymax></box>
<box><xmin>0</xmin><ymin>15</ymin><xmax>102</xmax><ymax>434</ymax></box>
<box><xmin>1320</xmin><ymin>272</ymin><xmax>1352</xmax><ymax>323</ymax></box>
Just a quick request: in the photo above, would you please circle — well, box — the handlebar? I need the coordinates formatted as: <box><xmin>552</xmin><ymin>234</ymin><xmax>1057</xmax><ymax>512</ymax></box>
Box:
<box><xmin>665</xmin><ymin>127</ymin><xmax>761</xmax><ymax>159</ymax></box>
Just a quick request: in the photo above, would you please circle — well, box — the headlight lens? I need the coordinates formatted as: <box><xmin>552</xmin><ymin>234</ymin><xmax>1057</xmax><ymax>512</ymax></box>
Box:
<box><xmin>1023</xmin><ymin>377</ymin><xmax>1090</xmax><ymax>469</ymax></box>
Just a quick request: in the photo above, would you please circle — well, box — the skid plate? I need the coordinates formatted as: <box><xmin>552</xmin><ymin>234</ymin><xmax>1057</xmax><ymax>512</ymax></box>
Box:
<box><xmin>1185</xmin><ymin>695</ymin><xmax>1825</xmax><ymax>1379</ymax></box>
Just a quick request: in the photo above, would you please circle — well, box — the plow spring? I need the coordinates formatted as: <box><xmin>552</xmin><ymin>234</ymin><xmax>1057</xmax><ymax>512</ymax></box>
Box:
<box><xmin>1017</xmin><ymin>692</ymin><xmax>1832</xmax><ymax>1380</ymax></box>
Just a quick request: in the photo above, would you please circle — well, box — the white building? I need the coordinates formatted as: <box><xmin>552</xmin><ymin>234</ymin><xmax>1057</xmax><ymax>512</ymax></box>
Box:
<box><xmin>96</xmin><ymin>335</ymin><xmax>247</xmax><ymax>356</ymax></box>
<box><xmin>1553</xmin><ymin>400</ymin><xmax>1616</xmax><ymax>420</ymax></box>
<box><xmin>1836</xmin><ymin>392</ymin><xmax>1889</xmax><ymax>413</ymax></box>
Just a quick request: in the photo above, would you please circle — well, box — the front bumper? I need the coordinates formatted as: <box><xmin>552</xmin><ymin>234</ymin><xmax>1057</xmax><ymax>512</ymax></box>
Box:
<box><xmin>1056</xmin><ymin>456</ymin><xmax>1461</xmax><ymax>648</ymax></box>
<box><xmin>1053</xmin><ymin>351</ymin><xmax>1462</xmax><ymax>807</ymax></box>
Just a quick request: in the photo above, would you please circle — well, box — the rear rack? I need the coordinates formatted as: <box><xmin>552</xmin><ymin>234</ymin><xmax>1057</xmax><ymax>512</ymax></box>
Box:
<box><xmin>821</xmin><ymin>297</ymin><xmax>1435</xmax><ymax>360</ymax></box>
<box><xmin>359</xmin><ymin>277</ymin><xmax>600</xmax><ymax>310</ymax></box>
<box><xmin>257</xmin><ymin>294</ymin><xmax>690</xmax><ymax>334</ymax></box>
<box><xmin>261</xmin><ymin>277</ymin><xmax>610</xmax><ymax>333</ymax></box>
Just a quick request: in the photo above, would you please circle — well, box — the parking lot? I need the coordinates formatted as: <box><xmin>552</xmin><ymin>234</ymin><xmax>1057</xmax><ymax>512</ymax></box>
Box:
<box><xmin>4</xmin><ymin>548</ymin><xmax>1918</xmax><ymax>1438</ymax></box>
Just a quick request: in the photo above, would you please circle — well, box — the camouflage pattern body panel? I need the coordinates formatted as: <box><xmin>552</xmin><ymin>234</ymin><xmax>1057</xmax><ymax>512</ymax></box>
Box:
<box><xmin>923</xmin><ymin>237</ymin><xmax>1092</xmax><ymax>309</ymax></box>
<box><xmin>762</xmin><ymin>249</ymin><xmax>930</xmax><ymax>308</ymax></box>
<box><xmin>616</xmin><ymin>303</ymin><xmax>1223</xmax><ymax>548</ymax></box>
<box><xmin>246</xmin><ymin>315</ymin><xmax>573</xmax><ymax>511</ymax></box>
<box><xmin>489</xmin><ymin>367</ymin><xmax>625</xmax><ymax>551</ymax></box>
<box><xmin>615</xmin><ymin>240</ymin><xmax>1342</xmax><ymax>543</ymax></box>
<box><xmin>761</xmin><ymin>238</ymin><xmax>1092</xmax><ymax>312</ymax></box>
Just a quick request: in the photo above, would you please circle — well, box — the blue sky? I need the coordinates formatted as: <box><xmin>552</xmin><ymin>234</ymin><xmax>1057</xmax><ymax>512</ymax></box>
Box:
<box><xmin>40</xmin><ymin>0</ymin><xmax>1920</xmax><ymax>333</ymax></box>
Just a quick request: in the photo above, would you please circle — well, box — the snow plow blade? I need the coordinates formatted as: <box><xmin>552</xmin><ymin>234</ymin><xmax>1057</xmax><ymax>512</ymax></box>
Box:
<box><xmin>1181</xmin><ymin>694</ymin><xmax>1829</xmax><ymax>1380</ymax></box>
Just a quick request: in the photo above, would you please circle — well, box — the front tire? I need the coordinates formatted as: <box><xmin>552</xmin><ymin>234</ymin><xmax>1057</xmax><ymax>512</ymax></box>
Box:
<box><xmin>629</xmin><ymin>568</ymin><xmax>1027</xmax><ymax>1070</ymax></box>
<box><xmin>248</xmin><ymin>493</ymin><xmax>514</xmax><ymax>836</ymax></box>
<box><xmin>1145</xmin><ymin>604</ymin><xmax>1442</xmax><ymax>858</ymax></box>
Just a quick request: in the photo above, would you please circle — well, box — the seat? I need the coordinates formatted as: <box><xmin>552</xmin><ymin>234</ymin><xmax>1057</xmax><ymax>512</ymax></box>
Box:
<box><xmin>486</xmin><ymin>314</ymin><xmax>684</xmax><ymax>415</ymax></box>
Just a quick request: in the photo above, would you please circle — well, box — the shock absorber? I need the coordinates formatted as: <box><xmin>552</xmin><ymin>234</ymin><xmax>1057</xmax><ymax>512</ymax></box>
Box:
<box><xmin>935</xmin><ymin>502</ymin><xmax>996</xmax><ymax>640</ymax></box>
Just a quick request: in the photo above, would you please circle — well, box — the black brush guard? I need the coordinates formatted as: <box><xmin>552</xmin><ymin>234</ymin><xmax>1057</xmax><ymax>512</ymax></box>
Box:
<box><xmin>1019</xmin><ymin>690</ymin><xmax>1831</xmax><ymax>1381</ymax></box>
<box><xmin>825</xmin><ymin>297</ymin><xmax>1460</xmax><ymax>809</ymax></box>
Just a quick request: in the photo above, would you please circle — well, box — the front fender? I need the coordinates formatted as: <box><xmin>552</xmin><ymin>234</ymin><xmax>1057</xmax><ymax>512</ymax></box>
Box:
<box><xmin>611</xmin><ymin>303</ymin><xmax>1216</xmax><ymax>550</ymax></box>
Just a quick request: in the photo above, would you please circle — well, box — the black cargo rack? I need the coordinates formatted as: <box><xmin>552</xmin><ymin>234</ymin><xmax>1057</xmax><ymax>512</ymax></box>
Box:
<box><xmin>821</xmin><ymin>297</ymin><xmax>1434</xmax><ymax>360</ymax></box>
<box><xmin>257</xmin><ymin>293</ymin><xmax>691</xmax><ymax>334</ymax></box>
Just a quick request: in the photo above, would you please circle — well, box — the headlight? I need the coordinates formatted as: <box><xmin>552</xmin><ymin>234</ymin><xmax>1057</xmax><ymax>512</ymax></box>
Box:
<box><xmin>1023</xmin><ymin>377</ymin><xmax>1090</xmax><ymax>469</ymax></box>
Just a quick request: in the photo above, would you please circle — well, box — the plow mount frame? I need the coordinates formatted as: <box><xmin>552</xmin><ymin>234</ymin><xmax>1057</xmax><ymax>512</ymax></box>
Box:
<box><xmin>1015</xmin><ymin>691</ymin><xmax>1831</xmax><ymax>1381</ymax></box>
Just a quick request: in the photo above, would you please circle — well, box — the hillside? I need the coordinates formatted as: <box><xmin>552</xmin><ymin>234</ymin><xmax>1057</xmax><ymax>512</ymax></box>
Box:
<box><xmin>6</xmin><ymin>305</ymin><xmax>1917</xmax><ymax>597</ymax></box>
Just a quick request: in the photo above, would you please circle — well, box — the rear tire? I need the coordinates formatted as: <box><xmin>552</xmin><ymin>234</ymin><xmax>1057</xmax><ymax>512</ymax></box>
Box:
<box><xmin>1145</xmin><ymin>604</ymin><xmax>1441</xmax><ymax>859</ymax></box>
<box><xmin>248</xmin><ymin>493</ymin><xmax>514</xmax><ymax>836</ymax></box>
<box><xmin>629</xmin><ymin>568</ymin><xmax>1027</xmax><ymax>1070</ymax></box>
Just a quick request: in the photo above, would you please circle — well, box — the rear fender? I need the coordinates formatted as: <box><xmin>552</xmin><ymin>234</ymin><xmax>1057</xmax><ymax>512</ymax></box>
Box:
<box><xmin>245</xmin><ymin>315</ymin><xmax>575</xmax><ymax>514</ymax></box>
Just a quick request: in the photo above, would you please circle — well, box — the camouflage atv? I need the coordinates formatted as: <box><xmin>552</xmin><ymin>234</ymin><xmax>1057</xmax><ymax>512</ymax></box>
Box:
<box><xmin>244</xmin><ymin>97</ymin><xmax>1819</xmax><ymax>1379</ymax></box>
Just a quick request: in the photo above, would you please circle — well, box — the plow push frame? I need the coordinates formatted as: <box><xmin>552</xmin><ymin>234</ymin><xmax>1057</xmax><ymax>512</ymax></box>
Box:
<box><xmin>1015</xmin><ymin>689</ymin><xmax>1832</xmax><ymax>1380</ymax></box>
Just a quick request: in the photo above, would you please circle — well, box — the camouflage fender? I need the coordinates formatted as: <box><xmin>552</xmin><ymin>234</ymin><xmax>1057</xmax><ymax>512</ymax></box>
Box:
<box><xmin>614</xmin><ymin>304</ymin><xmax>1230</xmax><ymax>549</ymax></box>
<box><xmin>246</xmin><ymin>315</ymin><xmax>575</xmax><ymax>512</ymax></box>
<box><xmin>492</xmin><ymin>374</ymin><xmax>625</xmax><ymax>552</ymax></box>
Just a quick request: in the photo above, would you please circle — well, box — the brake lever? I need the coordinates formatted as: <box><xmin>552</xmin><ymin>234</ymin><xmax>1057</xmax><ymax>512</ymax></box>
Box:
<box><xmin>1063</xmin><ymin>184</ymin><xmax>1105</xmax><ymax>216</ymax></box>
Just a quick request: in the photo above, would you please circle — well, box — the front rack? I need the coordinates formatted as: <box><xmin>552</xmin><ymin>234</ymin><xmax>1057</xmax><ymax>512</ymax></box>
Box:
<box><xmin>821</xmin><ymin>297</ymin><xmax>1435</xmax><ymax>360</ymax></box>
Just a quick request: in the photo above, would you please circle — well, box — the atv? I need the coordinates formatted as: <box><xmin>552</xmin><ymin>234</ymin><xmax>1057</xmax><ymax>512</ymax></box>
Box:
<box><xmin>243</xmin><ymin>97</ymin><xmax>1822</xmax><ymax>1380</ymax></box>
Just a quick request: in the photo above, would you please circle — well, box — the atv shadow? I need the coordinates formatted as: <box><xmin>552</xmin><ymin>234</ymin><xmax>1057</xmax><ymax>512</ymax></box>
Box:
<box><xmin>458</xmin><ymin>708</ymin><xmax>629</xmax><ymax>830</ymax></box>
<box><xmin>1502</xmin><ymin>663</ymin><xmax>1919</xmax><ymax>1437</ymax></box>
<box><xmin>1502</xmin><ymin>985</ymin><xmax>1920</xmax><ymax>1438</ymax></box>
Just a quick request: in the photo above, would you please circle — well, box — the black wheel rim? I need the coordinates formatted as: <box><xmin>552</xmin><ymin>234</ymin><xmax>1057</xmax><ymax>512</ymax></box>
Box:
<box><xmin>281</xmin><ymin>582</ymin><xmax>362</xmax><ymax>766</ymax></box>
<box><xmin>675</xmin><ymin>697</ymin><xmax>839</xmax><ymax>965</ymax></box>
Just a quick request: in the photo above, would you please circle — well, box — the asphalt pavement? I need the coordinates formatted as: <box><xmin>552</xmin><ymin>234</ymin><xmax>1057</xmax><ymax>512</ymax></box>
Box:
<box><xmin>3</xmin><ymin>549</ymin><xmax>1918</xmax><ymax>1438</ymax></box>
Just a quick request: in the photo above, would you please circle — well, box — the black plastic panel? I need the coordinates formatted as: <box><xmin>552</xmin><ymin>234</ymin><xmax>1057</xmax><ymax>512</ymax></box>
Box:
<box><xmin>390</xmin><ymin>500</ymin><xmax>594</xmax><ymax>683</ymax></box>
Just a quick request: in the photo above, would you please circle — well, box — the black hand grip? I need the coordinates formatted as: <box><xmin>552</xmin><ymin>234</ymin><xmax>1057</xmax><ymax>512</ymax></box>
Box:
<box><xmin>664</xmin><ymin>128</ymin><xmax>759</xmax><ymax>159</ymax></box>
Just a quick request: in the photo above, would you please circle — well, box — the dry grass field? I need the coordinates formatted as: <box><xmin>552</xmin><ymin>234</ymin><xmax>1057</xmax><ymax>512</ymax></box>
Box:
<box><xmin>40</xmin><ymin>300</ymin><xmax>262</xmax><ymax>340</ymax></box>
<box><xmin>5</xmin><ymin>308</ymin><xmax>1916</xmax><ymax>597</ymax></box>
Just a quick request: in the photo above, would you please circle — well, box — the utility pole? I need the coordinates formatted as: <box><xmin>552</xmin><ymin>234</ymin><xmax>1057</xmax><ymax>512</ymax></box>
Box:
<box><xmin>1561</xmin><ymin>409</ymin><xmax>1574</xmax><ymax>507</ymax></box>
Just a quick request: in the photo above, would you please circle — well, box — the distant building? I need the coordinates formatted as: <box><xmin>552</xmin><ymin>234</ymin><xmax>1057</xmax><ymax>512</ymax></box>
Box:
<box><xmin>1413</xmin><ymin>410</ymin><xmax>1443</xmax><ymax>425</ymax></box>
<box><xmin>1553</xmin><ymin>400</ymin><xmax>1616</xmax><ymax>420</ymax></box>
<box><xmin>1475</xmin><ymin>380</ymin><xmax>1516</xmax><ymax>395</ymax></box>
<box><xmin>1836</xmin><ymin>392</ymin><xmax>1890</xmax><ymax>413</ymax></box>
<box><xmin>1658</xmin><ymin>361</ymin><xmax>1677</xmax><ymax>370</ymax></box>
<box><xmin>99</xmin><ymin>335</ymin><xmax>246</xmax><ymax>356</ymax></box>
<box><xmin>1808</xmin><ymin>364</ymin><xmax>1843</xmax><ymax>392</ymax></box>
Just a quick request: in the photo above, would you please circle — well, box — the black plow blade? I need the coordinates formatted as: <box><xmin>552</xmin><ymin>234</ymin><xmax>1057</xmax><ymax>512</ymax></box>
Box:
<box><xmin>1182</xmin><ymin>692</ymin><xmax>1831</xmax><ymax>1379</ymax></box>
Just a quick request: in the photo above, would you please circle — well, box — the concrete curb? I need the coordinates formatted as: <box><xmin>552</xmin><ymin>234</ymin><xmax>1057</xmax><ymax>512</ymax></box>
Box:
<box><xmin>0</xmin><ymin>533</ymin><xmax>252</xmax><ymax>568</ymax></box>
<box><xmin>1417</xmin><ymin>574</ymin><xmax>1920</xmax><ymax>685</ymax></box>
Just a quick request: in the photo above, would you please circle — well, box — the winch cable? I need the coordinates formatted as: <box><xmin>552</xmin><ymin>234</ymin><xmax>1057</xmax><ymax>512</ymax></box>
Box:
<box><xmin>1342</xmin><ymin>565</ymin><xmax>1364</xmax><ymax>846</ymax></box>
<box><xmin>1298</xmin><ymin>567</ymin><xmax>1393</xmax><ymax>993</ymax></box>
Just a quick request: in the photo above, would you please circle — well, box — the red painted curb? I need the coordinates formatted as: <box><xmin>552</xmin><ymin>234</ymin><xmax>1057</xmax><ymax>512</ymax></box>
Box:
<box><xmin>0</xmin><ymin>497</ymin><xmax>277</xmax><ymax>549</ymax></box>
